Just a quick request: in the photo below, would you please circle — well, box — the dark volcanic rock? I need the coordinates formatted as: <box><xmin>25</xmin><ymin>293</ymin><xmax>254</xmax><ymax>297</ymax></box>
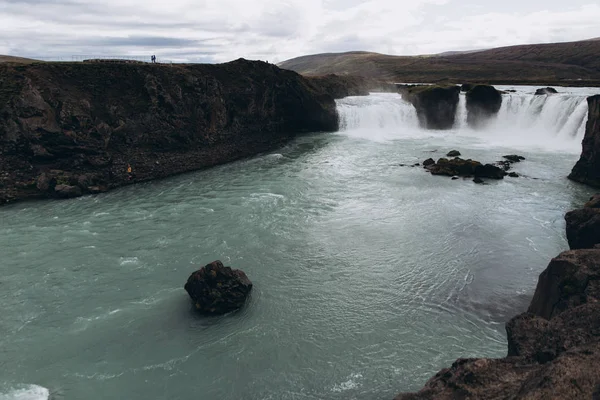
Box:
<box><xmin>535</xmin><ymin>87</ymin><xmax>558</xmax><ymax>95</ymax></box>
<box><xmin>565</xmin><ymin>208</ymin><xmax>600</xmax><ymax>249</ymax></box>
<box><xmin>184</xmin><ymin>260</ymin><xmax>253</xmax><ymax>315</ymax></box>
<box><xmin>446</xmin><ymin>150</ymin><xmax>461</xmax><ymax>157</ymax></box>
<box><xmin>473</xmin><ymin>177</ymin><xmax>484</xmax><ymax>184</ymax></box>
<box><xmin>426</xmin><ymin>157</ymin><xmax>505</xmax><ymax>179</ymax></box>
<box><xmin>585</xmin><ymin>194</ymin><xmax>600</xmax><ymax>209</ymax></box>
<box><xmin>460</xmin><ymin>83</ymin><xmax>473</xmax><ymax>92</ymax></box>
<box><xmin>465</xmin><ymin>85</ymin><xmax>502</xmax><ymax>128</ymax></box>
<box><xmin>399</xmin><ymin>85</ymin><xmax>460</xmax><ymax>130</ymax></box>
<box><xmin>0</xmin><ymin>60</ymin><xmax>339</xmax><ymax>205</ymax></box>
<box><xmin>570</xmin><ymin>95</ymin><xmax>600</xmax><ymax>187</ymax></box>
<box><xmin>528</xmin><ymin>249</ymin><xmax>600</xmax><ymax>320</ymax></box>
<box><xmin>508</xmin><ymin>172</ymin><xmax>519</xmax><ymax>178</ymax></box>
<box><xmin>423</xmin><ymin>158</ymin><xmax>435</xmax><ymax>167</ymax></box>
<box><xmin>503</xmin><ymin>154</ymin><xmax>526</xmax><ymax>163</ymax></box>
<box><xmin>54</xmin><ymin>184</ymin><xmax>82</xmax><ymax>198</ymax></box>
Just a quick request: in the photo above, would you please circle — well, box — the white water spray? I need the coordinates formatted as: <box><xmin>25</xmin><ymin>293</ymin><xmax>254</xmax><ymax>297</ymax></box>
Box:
<box><xmin>336</xmin><ymin>88</ymin><xmax>595</xmax><ymax>152</ymax></box>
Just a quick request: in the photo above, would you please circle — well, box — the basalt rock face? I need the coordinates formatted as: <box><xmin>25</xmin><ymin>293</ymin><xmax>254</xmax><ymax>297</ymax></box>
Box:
<box><xmin>425</xmin><ymin>157</ymin><xmax>506</xmax><ymax>179</ymax></box>
<box><xmin>0</xmin><ymin>59</ymin><xmax>339</xmax><ymax>204</ymax></box>
<box><xmin>465</xmin><ymin>85</ymin><xmax>502</xmax><ymax>128</ymax></box>
<box><xmin>307</xmin><ymin>74</ymin><xmax>396</xmax><ymax>99</ymax></box>
<box><xmin>570</xmin><ymin>95</ymin><xmax>600</xmax><ymax>188</ymax></box>
<box><xmin>395</xmin><ymin>204</ymin><xmax>600</xmax><ymax>400</ymax></box>
<box><xmin>184</xmin><ymin>260</ymin><xmax>253</xmax><ymax>315</ymax></box>
<box><xmin>399</xmin><ymin>85</ymin><xmax>460</xmax><ymax>130</ymax></box>
<box><xmin>535</xmin><ymin>87</ymin><xmax>558</xmax><ymax>95</ymax></box>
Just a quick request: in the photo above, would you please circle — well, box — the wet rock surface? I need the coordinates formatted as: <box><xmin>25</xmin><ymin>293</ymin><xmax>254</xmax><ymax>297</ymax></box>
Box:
<box><xmin>535</xmin><ymin>87</ymin><xmax>558</xmax><ymax>95</ymax></box>
<box><xmin>184</xmin><ymin>260</ymin><xmax>253</xmax><ymax>315</ymax></box>
<box><xmin>570</xmin><ymin>95</ymin><xmax>600</xmax><ymax>188</ymax></box>
<box><xmin>399</xmin><ymin>85</ymin><xmax>460</xmax><ymax>130</ymax></box>
<box><xmin>424</xmin><ymin>157</ymin><xmax>506</xmax><ymax>180</ymax></box>
<box><xmin>465</xmin><ymin>85</ymin><xmax>502</xmax><ymax>128</ymax></box>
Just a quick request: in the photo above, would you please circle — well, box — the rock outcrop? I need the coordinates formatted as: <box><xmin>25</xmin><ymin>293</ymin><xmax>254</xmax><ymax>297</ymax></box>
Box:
<box><xmin>395</xmin><ymin>199</ymin><xmax>600</xmax><ymax>400</ymax></box>
<box><xmin>399</xmin><ymin>85</ymin><xmax>460</xmax><ymax>130</ymax></box>
<box><xmin>184</xmin><ymin>260</ymin><xmax>253</xmax><ymax>315</ymax></box>
<box><xmin>425</xmin><ymin>157</ymin><xmax>506</xmax><ymax>179</ymax></box>
<box><xmin>569</xmin><ymin>95</ymin><xmax>600</xmax><ymax>187</ymax></box>
<box><xmin>0</xmin><ymin>59</ymin><xmax>339</xmax><ymax>204</ymax></box>
<box><xmin>566</xmin><ymin>207</ymin><xmax>600</xmax><ymax>250</ymax></box>
<box><xmin>465</xmin><ymin>85</ymin><xmax>502</xmax><ymax>128</ymax></box>
<box><xmin>535</xmin><ymin>87</ymin><xmax>558</xmax><ymax>95</ymax></box>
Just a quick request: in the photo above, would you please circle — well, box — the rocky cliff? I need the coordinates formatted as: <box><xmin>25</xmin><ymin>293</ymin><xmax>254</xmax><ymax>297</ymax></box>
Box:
<box><xmin>395</xmin><ymin>197</ymin><xmax>600</xmax><ymax>400</ymax></box>
<box><xmin>398</xmin><ymin>85</ymin><xmax>460</xmax><ymax>130</ymax></box>
<box><xmin>570</xmin><ymin>95</ymin><xmax>600</xmax><ymax>187</ymax></box>
<box><xmin>0</xmin><ymin>59</ymin><xmax>339</xmax><ymax>204</ymax></box>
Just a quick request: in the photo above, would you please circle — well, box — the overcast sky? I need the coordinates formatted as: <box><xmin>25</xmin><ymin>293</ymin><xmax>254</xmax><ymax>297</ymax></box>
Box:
<box><xmin>1</xmin><ymin>0</ymin><xmax>599</xmax><ymax>63</ymax></box>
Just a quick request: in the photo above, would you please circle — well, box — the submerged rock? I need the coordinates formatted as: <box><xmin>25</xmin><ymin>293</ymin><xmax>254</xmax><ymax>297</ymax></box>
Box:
<box><xmin>503</xmin><ymin>155</ymin><xmax>526</xmax><ymax>163</ymax></box>
<box><xmin>570</xmin><ymin>95</ymin><xmax>600</xmax><ymax>187</ymax></box>
<box><xmin>465</xmin><ymin>85</ymin><xmax>502</xmax><ymax>129</ymax></box>
<box><xmin>184</xmin><ymin>260</ymin><xmax>253</xmax><ymax>315</ymax></box>
<box><xmin>399</xmin><ymin>85</ymin><xmax>460</xmax><ymax>130</ymax></box>
<box><xmin>535</xmin><ymin>87</ymin><xmax>558</xmax><ymax>95</ymax></box>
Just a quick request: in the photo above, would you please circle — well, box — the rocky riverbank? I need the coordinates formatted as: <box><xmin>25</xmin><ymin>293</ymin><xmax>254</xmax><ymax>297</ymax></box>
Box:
<box><xmin>395</xmin><ymin>196</ymin><xmax>600</xmax><ymax>399</ymax></box>
<box><xmin>570</xmin><ymin>95</ymin><xmax>600</xmax><ymax>188</ymax></box>
<box><xmin>0</xmin><ymin>59</ymin><xmax>340</xmax><ymax>204</ymax></box>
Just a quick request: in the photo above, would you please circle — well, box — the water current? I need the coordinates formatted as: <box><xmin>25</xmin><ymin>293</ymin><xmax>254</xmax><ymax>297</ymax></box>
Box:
<box><xmin>1</xmin><ymin>86</ymin><xmax>598</xmax><ymax>400</ymax></box>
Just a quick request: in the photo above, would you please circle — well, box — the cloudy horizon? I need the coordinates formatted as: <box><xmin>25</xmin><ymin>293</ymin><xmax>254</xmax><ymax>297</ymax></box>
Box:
<box><xmin>1</xmin><ymin>0</ymin><xmax>599</xmax><ymax>64</ymax></box>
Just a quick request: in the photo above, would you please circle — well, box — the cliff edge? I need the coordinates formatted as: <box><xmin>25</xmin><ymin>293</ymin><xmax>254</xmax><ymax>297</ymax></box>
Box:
<box><xmin>0</xmin><ymin>59</ymin><xmax>339</xmax><ymax>204</ymax></box>
<box><xmin>570</xmin><ymin>95</ymin><xmax>600</xmax><ymax>188</ymax></box>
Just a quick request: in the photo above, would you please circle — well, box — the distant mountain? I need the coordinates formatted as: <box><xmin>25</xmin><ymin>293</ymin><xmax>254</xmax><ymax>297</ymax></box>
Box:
<box><xmin>279</xmin><ymin>39</ymin><xmax>600</xmax><ymax>86</ymax></box>
<box><xmin>0</xmin><ymin>55</ymin><xmax>38</xmax><ymax>64</ymax></box>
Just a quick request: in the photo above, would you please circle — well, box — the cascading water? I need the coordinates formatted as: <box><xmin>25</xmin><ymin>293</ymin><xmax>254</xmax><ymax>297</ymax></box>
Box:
<box><xmin>336</xmin><ymin>87</ymin><xmax>596</xmax><ymax>152</ymax></box>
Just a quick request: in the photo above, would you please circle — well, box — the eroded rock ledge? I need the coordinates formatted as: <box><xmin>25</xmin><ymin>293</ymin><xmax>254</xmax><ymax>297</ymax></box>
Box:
<box><xmin>0</xmin><ymin>59</ymin><xmax>339</xmax><ymax>204</ymax></box>
<box><xmin>395</xmin><ymin>197</ymin><xmax>600</xmax><ymax>400</ymax></box>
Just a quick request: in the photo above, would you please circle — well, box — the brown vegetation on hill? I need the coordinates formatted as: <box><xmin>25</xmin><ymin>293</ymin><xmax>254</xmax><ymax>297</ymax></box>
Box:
<box><xmin>279</xmin><ymin>39</ymin><xmax>600</xmax><ymax>86</ymax></box>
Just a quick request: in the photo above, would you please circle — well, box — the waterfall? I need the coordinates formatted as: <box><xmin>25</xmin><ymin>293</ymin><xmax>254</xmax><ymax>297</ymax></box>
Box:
<box><xmin>335</xmin><ymin>89</ymin><xmax>594</xmax><ymax>151</ymax></box>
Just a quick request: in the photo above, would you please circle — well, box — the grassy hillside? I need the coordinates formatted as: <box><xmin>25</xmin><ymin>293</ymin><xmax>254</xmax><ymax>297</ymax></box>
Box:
<box><xmin>279</xmin><ymin>39</ymin><xmax>600</xmax><ymax>86</ymax></box>
<box><xmin>0</xmin><ymin>55</ymin><xmax>39</xmax><ymax>64</ymax></box>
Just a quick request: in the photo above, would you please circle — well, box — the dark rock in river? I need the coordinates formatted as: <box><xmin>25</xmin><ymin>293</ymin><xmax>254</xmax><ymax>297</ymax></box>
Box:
<box><xmin>399</xmin><ymin>85</ymin><xmax>460</xmax><ymax>130</ymax></box>
<box><xmin>460</xmin><ymin>83</ymin><xmax>473</xmax><ymax>92</ymax></box>
<box><xmin>446</xmin><ymin>150</ymin><xmax>461</xmax><ymax>157</ymax></box>
<box><xmin>570</xmin><ymin>95</ymin><xmax>600</xmax><ymax>187</ymax></box>
<box><xmin>473</xmin><ymin>177</ymin><xmax>484</xmax><ymax>184</ymax></box>
<box><xmin>565</xmin><ymin>208</ymin><xmax>600</xmax><ymax>249</ymax></box>
<box><xmin>0</xmin><ymin>59</ymin><xmax>339</xmax><ymax>205</ymax></box>
<box><xmin>184</xmin><ymin>260</ymin><xmax>253</xmax><ymax>315</ymax></box>
<box><xmin>535</xmin><ymin>87</ymin><xmax>558</xmax><ymax>95</ymax></box>
<box><xmin>465</xmin><ymin>85</ymin><xmax>502</xmax><ymax>129</ymax></box>
<box><xmin>423</xmin><ymin>158</ymin><xmax>435</xmax><ymax>167</ymax></box>
<box><xmin>585</xmin><ymin>194</ymin><xmax>600</xmax><ymax>208</ymax></box>
<box><xmin>508</xmin><ymin>172</ymin><xmax>519</xmax><ymax>178</ymax></box>
<box><xmin>503</xmin><ymin>154</ymin><xmax>526</xmax><ymax>163</ymax></box>
<box><xmin>426</xmin><ymin>157</ymin><xmax>505</xmax><ymax>179</ymax></box>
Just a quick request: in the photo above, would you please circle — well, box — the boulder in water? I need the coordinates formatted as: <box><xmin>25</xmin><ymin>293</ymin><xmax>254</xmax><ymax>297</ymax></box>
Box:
<box><xmin>465</xmin><ymin>85</ymin><xmax>502</xmax><ymax>129</ymax></box>
<box><xmin>503</xmin><ymin>155</ymin><xmax>526</xmax><ymax>163</ymax></box>
<box><xmin>399</xmin><ymin>85</ymin><xmax>460</xmax><ymax>130</ymax></box>
<box><xmin>508</xmin><ymin>172</ymin><xmax>519</xmax><ymax>178</ymax></box>
<box><xmin>426</xmin><ymin>157</ymin><xmax>505</xmax><ymax>179</ymax></box>
<box><xmin>446</xmin><ymin>150</ymin><xmax>461</xmax><ymax>157</ymax></box>
<box><xmin>535</xmin><ymin>87</ymin><xmax>558</xmax><ymax>95</ymax></box>
<box><xmin>460</xmin><ymin>84</ymin><xmax>473</xmax><ymax>92</ymax></box>
<box><xmin>423</xmin><ymin>158</ymin><xmax>435</xmax><ymax>167</ymax></box>
<box><xmin>184</xmin><ymin>260</ymin><xmax>253</xmax><ymax>315</ymax></box>
<box><xmin>569</xmin><ymin>95</ymin><xmax>600</xmax><ymax>187</ymax></box>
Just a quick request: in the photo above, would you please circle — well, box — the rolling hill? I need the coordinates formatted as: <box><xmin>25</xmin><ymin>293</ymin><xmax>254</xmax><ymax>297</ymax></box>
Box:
<box><xmin>279</xmin><ymin>39</ymin><xmax>600</xmax><ymax>86</ymax></box>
